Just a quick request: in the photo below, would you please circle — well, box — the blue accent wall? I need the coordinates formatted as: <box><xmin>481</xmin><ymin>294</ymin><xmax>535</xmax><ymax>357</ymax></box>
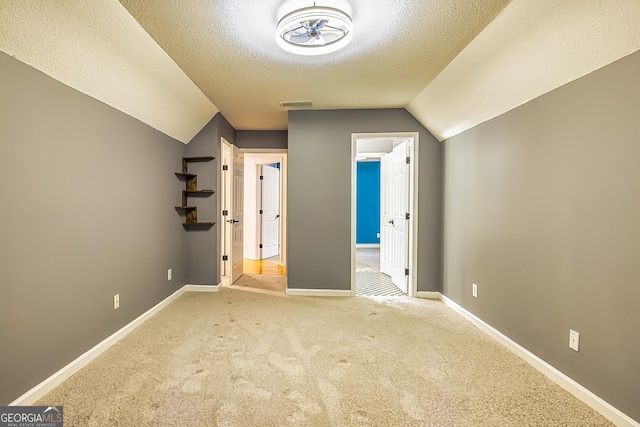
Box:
<box><xmin>356</xmin><ymin>161</ymin><xmax>380</xmax><ymax>244</ymax></box>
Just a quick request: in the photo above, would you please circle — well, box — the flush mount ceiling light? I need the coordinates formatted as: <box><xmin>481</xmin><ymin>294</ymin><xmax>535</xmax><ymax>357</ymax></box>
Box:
<box><xmin>276</xmin><ymin>4</ymin><xmax>353</xmax><ymax>56</ymax></box>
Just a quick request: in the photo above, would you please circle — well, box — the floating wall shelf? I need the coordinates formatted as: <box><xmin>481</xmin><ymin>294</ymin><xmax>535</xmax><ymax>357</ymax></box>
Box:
<box><xmin>175</xmin><ymin>156</ymin><xmax>215</xmax><ymax>228</ymax></box>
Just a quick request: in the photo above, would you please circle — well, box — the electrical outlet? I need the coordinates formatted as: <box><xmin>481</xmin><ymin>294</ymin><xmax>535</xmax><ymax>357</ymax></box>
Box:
<box><xmin>472</xmin><ymin>283</ymin><xmax>478</xmax><ymax>298</ymax></box>
<box><xmin>168</xmin><ymin>268</ymin><xmax>172</xmax><ymax>281</ymax></box>
<box><xmin>569</xmin><ymin>329</ymin><xmax>580</xmax><ymax>352</ymax></box>
<box><xmin>376</xmin><ymin>233</ymin><xmax>380</xmax><ymax>238</ymax></box>
<box><xmin>113</xmin><ymin>294</ymin><xmax>120</xmax><ymax>310</ymax></box>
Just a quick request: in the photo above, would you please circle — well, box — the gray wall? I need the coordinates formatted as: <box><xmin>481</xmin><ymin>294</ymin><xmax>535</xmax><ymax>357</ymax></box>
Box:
<box><xmin>288</xmin><ymin>109</ymin><xmax>442</xmax><ymax>291</ymax></box>
<box><xmin>184</xmin><ymin>114</ymin><xmax>235</xmax><ymax>285</ymax></box>
<box><xmin>0</xmin><ymin>53</ymin><xmax>187</xmax><ymax>404</ymax></box>
<box><xmin>184</xmin><ymin>123</ymin><xmax>287</xmax><ymax>285</ymax></box>
<box><xmin>443</xmin><ymin>51</ymin><xmax>640</xmax><ymax>422</ymax></box>
<box><xmin>236</xmin><ymin>130</ymin><xmax>287</xmax><ymax>149</ymax></box>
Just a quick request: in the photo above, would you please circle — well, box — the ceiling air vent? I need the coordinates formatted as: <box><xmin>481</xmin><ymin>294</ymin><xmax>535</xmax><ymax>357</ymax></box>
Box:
<box><xmin>280</xmin><ymin>100</ymin><xmax>313</xmax><ymax>109</ymax></box>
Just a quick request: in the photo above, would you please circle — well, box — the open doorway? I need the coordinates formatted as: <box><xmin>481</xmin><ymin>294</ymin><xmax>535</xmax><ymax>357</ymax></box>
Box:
<box><xmin>242</xmin><ymin>153</ymin><xmax>287</xmax><ymax>276</ymax></box>
<box><xmin>220</xmin><ymin>143</ymin><xmax>288</xmax><ymax>294</ymax></box>
<box><xmin>351</xmin><ymin>133</ymin><xmax>419</xmax><ymax>297</ymax></box>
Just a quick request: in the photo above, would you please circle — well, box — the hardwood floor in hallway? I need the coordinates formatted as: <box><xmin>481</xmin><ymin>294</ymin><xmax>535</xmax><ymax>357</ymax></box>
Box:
<box><xmin>243</xmin><ymin>256</ymin><xmax>286</xmax><ymax>275</ymax></box>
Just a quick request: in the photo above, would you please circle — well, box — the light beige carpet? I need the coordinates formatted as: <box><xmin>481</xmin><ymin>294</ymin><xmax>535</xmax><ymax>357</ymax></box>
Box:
<box><xmin>36</xmin><ymin>289</ymin><xmax>612</xmax><ymax>426</ymax></box>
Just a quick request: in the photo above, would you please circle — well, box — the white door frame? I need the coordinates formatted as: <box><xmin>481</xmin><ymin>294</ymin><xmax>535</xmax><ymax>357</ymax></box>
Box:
<box><xmin>242</xmin><ymin>149</ymin><xmax>288</xmax><ymax>268</ymax></box>
<box><xmin>351</xmin><ymin>132</ymin><xmax>420</xmax><ymax>297</ymax></box>
<box><xmin>218</xmin><ymin>148</ymin><xmax>288</xmax><ymax>274</ymax></box>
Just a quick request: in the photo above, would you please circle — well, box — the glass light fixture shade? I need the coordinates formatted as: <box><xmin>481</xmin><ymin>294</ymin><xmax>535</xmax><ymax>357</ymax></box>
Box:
<box><xmin>276</xmin><ymin>5</ymin><xmax>353</xmax><ymax>56</ymax></box>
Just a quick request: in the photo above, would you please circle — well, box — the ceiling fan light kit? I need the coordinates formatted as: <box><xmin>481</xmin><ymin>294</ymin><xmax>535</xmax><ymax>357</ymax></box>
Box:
<box><xmin>276</xmin><ymin>4</ymin><xmax>353</xmax><ymax>56</ymax></box>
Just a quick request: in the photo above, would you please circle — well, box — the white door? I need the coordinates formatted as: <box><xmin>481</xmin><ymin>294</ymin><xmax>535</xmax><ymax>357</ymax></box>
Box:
<box><xmin>261</xmin><ymin>164</ymin><xmax>280</xmax><ymax>259</ymax></box>
<box><xmin>230</xmin><ymin>146</ymin><xmax>244</xmax><ymax>283</ymax></box>
<box><xmin>380</xmin><ymin>153</ymin><xmax>393</xmax><ymax>277</ymax></box>
<box><xmin>221</xmin><ymin>142</ymin><xmax>232</xmax><ymax>281</ymax></box>
<box><xmin>380</xmin><ymin>140</ymin><xmax>409</xmax><ymax>292</ymax></box>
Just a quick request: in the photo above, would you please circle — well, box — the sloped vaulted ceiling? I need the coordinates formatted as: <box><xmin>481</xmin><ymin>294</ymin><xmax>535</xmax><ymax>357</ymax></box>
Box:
<box><xmin>117</xmin><ymin>0</ymin><xmax>511</xmax><ymax>132</ymax></box>
<box><xmin>0</xmin><ymin>0</ymin><xmax>219</xmax><ymax>143</ymax></box>
<box><xmin>1</xmin><ymin>0</ymin><xmax>639</xmax><ymax>143</ymax></box>
<box><xmin>407</xmin><ymin>0</ymin><xmax>640</xmax><ymax>140</ymax></box>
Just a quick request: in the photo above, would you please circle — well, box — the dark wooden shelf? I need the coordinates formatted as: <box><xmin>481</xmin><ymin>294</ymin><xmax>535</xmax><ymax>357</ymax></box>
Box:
<box><xmin>183</xmin><ymin>156</ymin><xmax>215</xmax><ymax>162</ymax></box>
<box><xmin>177</xmin><ymin>156</ymin><xmax>215</xmax><ymax>229</ymax></box>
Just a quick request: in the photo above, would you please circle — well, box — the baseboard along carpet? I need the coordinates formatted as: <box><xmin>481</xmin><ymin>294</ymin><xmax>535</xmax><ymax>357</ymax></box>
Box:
<box><xmin>35</xmin><ymin>288</ymin><xmax>612</xmax><ymax>426</ymax></box>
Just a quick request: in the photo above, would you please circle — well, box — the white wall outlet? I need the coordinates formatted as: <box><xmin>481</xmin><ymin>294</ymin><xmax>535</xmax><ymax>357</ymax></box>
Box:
<box><xmin>113</xmin><ymin>294</ymin><xmax>120</xmax><ymax>310</ymax></box>
<box><xmin>472</xmin><ymin>283</ymin><xmax>478</xmax><ymax>298</ymax></box>
<box><xmin>569</xmin><ymin>329</ymin><xmax>580</xmax><ymax>352</ymax></box>
<box><xmin>168</xmin><ymin>268</ymin><xmax>172</xmax><ymax>281</ymax></box>
<box><xmin>376</xmin><ymin>233</ymin><xmax>380</xmax><ymax>238</ymax></box>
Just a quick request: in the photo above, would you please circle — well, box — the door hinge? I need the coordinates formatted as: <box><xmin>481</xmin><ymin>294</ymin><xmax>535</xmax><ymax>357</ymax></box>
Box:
<box><xmin>259</xmin><ymin>244</ymin><xmax>263</xmax><ymax>249</ymax></box>
<box><xmin>405</xmin><ymin>268</ymin><xmax>410</xmax><ymax>276</ymax></box>
<box><xmin>405</xmin><ymin>212</ymin><xmax>410</xmax><ymax>220</ymax></box>
<box><xmin>222</xmin><ymin>165</ymin><xmax>228</xmax><ymax>171</ymax></box>
<box><xmin>406</xmin><ymin>156</ymin><xmax>411</xmax><ymax>164</ymax></box>
<box><xmin>259</xmin><ymin>175</ymin><xmax>264</xmax><ymax>180</ymax></box>
<box><xmin>222</xmin><ymin>255</ymin><xmax>228</xmax><ymax>261</ymax></box>
<box><xmin>259</xmin><ymin>209</ymin><xmax>263</xmax><ymax>214</ymax></box>
<box><xmin>222</xmin><ymin>210</ymin><xmax>228</xmax><ymax>216</ymax></box>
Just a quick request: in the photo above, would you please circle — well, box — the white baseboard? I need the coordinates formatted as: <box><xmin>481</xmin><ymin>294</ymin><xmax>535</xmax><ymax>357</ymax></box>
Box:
<box><xmin>184</xmin><ymin>284</ymin><xmax>220</xmax><ymax>292</ymax></box>
<box><xmin>440</xmin><ymin>295</ymin><xmax>639</xmax><ymax>427</ymax></box>
<box><xmin>286</xmin><ymin>288</ymin><xmax>351</xmax><ymax>297</ymax></box>
<box><xmin>10</xmin><ymin>286</ymin><xmax>188</xmax><ymax>406</ymax></box>
<box><xmin>416</xmin><ymin>291</ymin><xmax>441</xmax><ymax>300</ymax></box>
<box><xmin>14</xmin><ymin>282</ymin><xmax>634</xmax><ymax>426</ymax></box>
<box><xmin>356</xmin><ymin>243</ymin><xmax>380</xmax><ymax>249</ymax></box>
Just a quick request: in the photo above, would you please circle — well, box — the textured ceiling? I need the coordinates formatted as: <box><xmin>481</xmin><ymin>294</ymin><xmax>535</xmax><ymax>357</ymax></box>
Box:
<box><xmin>117</xmin><ymin>0</ymin><xmax>511</xmax><ymax>131</ymax></box>
<box><xmin>0</xmin><ymin>0</ymin><xmax>218</xmax><ymax>143</ymax></box>
<box><xmin>408</xmin><ymin>0</ymin><xmax>640</xmax><ymax>140</ymax></box>
<box><xmin>2</xmin><ymin>1</ymin><xmax>639</xmax><ymax>143</ymax></box>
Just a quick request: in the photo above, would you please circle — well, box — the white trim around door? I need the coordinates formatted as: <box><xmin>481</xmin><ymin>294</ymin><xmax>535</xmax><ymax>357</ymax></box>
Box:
<box><xmin>351</xmin><ymin>132</ymin><xmax>420</xmax><ymax>297</ymax></box>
